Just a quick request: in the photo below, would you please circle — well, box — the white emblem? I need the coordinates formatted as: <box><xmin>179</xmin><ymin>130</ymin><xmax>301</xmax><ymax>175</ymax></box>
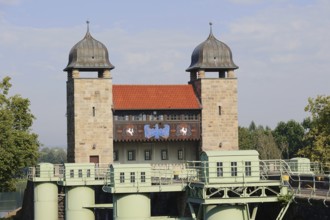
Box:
<box><xmin>126</xmin><ymin>127</ymin><xmax>134</xmax><ymax>136</ymax></box>
<box><xmin>180</xmin><ymin>127</ymin><xmax>188</xmax><ymax>136</ymax></box>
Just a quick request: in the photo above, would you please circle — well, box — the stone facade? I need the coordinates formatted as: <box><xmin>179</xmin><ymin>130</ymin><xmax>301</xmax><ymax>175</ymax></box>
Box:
<box><xmin>191</xmin><ymin>77</ymin><xmax>238</xmax><ymax>151</ymax></box>
<box><xmin>65</xmin><ymin>28</ymin><xmax>239</xmax><ymax>164</ymax></box>
<box><xmin>67</xmin><ymin>70</ymin><xmax>113</xmax><ymax>163</ymax></box>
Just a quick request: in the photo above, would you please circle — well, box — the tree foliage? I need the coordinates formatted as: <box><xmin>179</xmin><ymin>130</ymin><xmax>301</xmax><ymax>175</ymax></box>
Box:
<box><xmin>273</xmin><ymin>120</ymin><xmax>305</xmax><ymax>159</ymax></box>
<box><xmin>239</xmin><ymin>96</ymin><xmax>329</xmax><ymax>163</ymax></box>
<box><xmin>298</xmin><ymin>95</ymin><xmax>330</xmax><ymax>163</ymax></box>
<box><xmin>238</xmin><ymin>126</ymin><xmax>255</xmax><ymax>150</ymax></box>
<box><xmin>239</xmin><ymin>122</ymin><xmax>282</xmax><ymax>159</ymax></box>
<box><xmin>254</xmin><ymin>128</ymin><xmax>282</xmax><ymax>159</ymax></box>
<box><xmin>38</xmin><ymin>147</ymin><xmax>67</xmax><ymax>164</ymax></box>
<box><xmin>0</xmin><ymin>76</ymin><xmax>39</xmax><ymax>191</ymax></box>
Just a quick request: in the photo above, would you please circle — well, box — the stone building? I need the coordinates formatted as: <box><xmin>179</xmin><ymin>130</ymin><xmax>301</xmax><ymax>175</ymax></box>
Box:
<box><xmin>64</xmin><ymin>24</ymin><xmax>239</xmax><ymax>164</ymax></box>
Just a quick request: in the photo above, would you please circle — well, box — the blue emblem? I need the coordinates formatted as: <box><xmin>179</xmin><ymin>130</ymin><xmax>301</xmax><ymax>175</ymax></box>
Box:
<box><xmin>144</xmin><ymin>124</ymin><xmax>170</xmax><ymax>139</ymax></box>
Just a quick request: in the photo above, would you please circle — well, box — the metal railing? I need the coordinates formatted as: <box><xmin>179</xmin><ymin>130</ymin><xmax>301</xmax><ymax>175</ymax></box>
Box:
<box><xmin>28</xmin><ymin>163</ymin><xmax>110</xmax><ymax>182</ymax></box>
<box><xmin>27</xmin><ymin>160</ymin><xmax>330</xmax><ymax>204</ymax></box>
<box><xmin>28</xmin><ymin>164</ymin><xmax>64</xmax><ymax>179</ymax></box>
<box><xmin>260</xmin><ymin>159</ymin><xmax>330</xmax><ymax>205</ymax></box>
<box><xmin>104</xmin><ymin>163</ymin><xmax>193</xmax><ymax>188</ymax></box>
<box><xmin>185</xmin><ymin>160</ymin><xmax>276</xmax><ymax>184</ymax></box>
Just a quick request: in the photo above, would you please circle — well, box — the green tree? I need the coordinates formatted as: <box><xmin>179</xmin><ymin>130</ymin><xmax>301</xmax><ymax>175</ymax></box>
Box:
<box><xmin>38</xmin><ymin>147</ymin><xmax>67</xmax><ymax>164</ymax></box>
<box><xmin>238</xmin><ymin>126</ymin><xmax>255</xmax><ymax>150</ymax></box>
<box><xmin>239</xmin><ymin>122</ymin><xmax>282</xmax><ymax>159</ymax></box>
<box><xmin>273</xmin><ymin>120</ymin><xmax>305</xmax><ymax>159</ymax></box>
<box><xmin>0</xmin><ymin>76</ymin><xmax>39</xmax><ymax>191</ymax></box>
<box><xmin>254</xmin><ymin>129</ymin><xmax>282</xmax><ymax>159</ymax></box>
<box><xmin>298</xmin><ymin>95</ymin><xmax>330</xmax><ymax>163</ymax></box>
<box><xmin>248</xmin><ymin>121</ymin><xmax>257</xmax><ymax>131</ymax></box>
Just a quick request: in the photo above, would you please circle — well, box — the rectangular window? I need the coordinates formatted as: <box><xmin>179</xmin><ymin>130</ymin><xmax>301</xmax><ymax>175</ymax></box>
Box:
<box><xmin>141</xmin><ymin>172</ymin><xmax>146</xmax><ymax>183</ymax></box>
<box><xmin>169</xmin><ymin>114</ymin><xmax>180</xmax><ymax>121</ymax></box>
<box><xmin>92</xmin><ymin>107</ymin><xmax>96</xmax><ymax>117</ymax></box>
<box><xmin>114</xmin><ymin>151</ymin><xmax>118</xmax><ymax>161</ymax></box>
<box><xmin>231</xmin><ymin>162</ymin><xmax>237</xmax><ymax>177</ymax></box>
<box><xmin>117</xmin><ymin>115</ymin><xmax>125</xmax><ymax>121</ymax></box>
<box><xmin>245</xmin><ymin>161</ymin><xmax>252</xmax><ymax>176</ymax></box>
<box><xmin>149</xmin><ymin>115</ymin><xmax>155</xmax><ymax>121</ymax></box>
<box><xmin>78</xmin><ymin>169</ymin><xmax>82</xmax><ymax>178</ymax></box>
<box><xmin>161</xmin><ymin>149</ymin><xmax>168</xmax><ymax>160</ymax></box>
<box><xmin>70</xmin><ymin>169</ymin><xmax>74</xmax><ymax>178</ymax></box>
<box><xmin>188</xmin><ymin>114</ymin><xmax>197</xmax><ymax>120</ymax></box>
<box><xmin>87</xmin><ymin>169</ymin><xmax>91</xmax><ymax>178</ymax></box>
<box><xmin>120</xmin><ymin>172</ymin><xmax>125</xmax><ymax>183</ymax></box>
<box><xmin>145</xmin><ymin>150</ymin><xmax>152</xmax><ymax>160</ymax></box>
<box><xmin>218</xmin><ymin>106</ymin><xmax>222</xmax><ymax>115</ymax></box>
<box><xmin>130</xmin><ymin>172</ymin><xmax>135</xmax><ymax>183</ymax></box>
<box><xmin>217</xmin><ymin>162</ymin><xmax>223</xmax><ymax>177</ymax></box>
<box><xmin>178</xmin><ymin>149</ymin><xmax>184</xmax><ymax>160</ymax></box>
<box><xmin>132</xmin><ymin>114</ymin><xmax>143</xmax><ymax>121</ymax></box>
<box><xmin>127</xmin><ymin>150</ymin><xmax>136</xmax><ymax>161</ymax></box>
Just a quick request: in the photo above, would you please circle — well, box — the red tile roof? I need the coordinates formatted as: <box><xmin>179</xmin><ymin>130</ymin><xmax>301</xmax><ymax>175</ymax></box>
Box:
<box><xmin>113</xmin><ymin>85</ymin><xmax>201</xmax><ymax>110</ymax></box>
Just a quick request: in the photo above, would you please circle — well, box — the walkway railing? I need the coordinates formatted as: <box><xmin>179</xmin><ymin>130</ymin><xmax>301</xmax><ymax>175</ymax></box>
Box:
<box><xmin>27</xmin><ymin>160</ymin><xmax>330</xmax><ymax>204</ymax></box>
<box><xmin>28</xmin><ymin>163</ymin><xmax>110</xmax><ymax>182</ymax></box>
<box><xmin>260</xmin><ymin>159</ymin><xmax>330</xmax><ymax>205</ymax></box>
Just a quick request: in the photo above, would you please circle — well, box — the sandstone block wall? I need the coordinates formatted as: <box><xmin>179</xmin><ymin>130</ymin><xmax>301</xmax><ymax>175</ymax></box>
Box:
<box><xmin>67</xmin><ymin>77</ymin><xmax>113</xmax><ymax>164</ymax></box>
<box><xmin>192</xmin><ymin>78</ymin><xmax>238</xmax><ymax>151</ymax></box>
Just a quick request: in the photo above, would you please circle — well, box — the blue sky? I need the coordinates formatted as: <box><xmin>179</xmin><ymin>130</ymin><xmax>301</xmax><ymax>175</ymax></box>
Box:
<box><xmin>1</xmin><ymin>0</ymin><xmax>329</xmax><ymax>147</ymax></box>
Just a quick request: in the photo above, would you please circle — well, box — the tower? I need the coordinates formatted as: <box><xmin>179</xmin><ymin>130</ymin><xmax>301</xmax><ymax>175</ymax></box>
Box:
<box><xmin>187</xmin><ymin>23</ymin><xmax>239</xmax><ymax>151</ymax></box>
<box><xmin>64</xmin><ymin>22</ymin><xmax>114</xmax><ymax>163</ymax></box>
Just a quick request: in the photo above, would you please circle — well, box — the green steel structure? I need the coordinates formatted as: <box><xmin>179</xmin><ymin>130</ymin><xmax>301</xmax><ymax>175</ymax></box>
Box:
<box><xmin>28</xmin><ymin>150</ymin><xmax>330</xmax><ymax>220</ymax></box>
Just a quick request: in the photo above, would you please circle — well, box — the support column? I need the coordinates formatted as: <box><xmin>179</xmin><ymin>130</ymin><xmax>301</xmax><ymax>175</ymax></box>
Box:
<box><xmin>113</xmin><ymin>193</ymin><xmax>150</xmax><ymax>220</ymax></box>
<box><xmin>65</xmin><ymin>186</ymin><xmax>95</xmax><ymax>220</ymax></box>
<box><xmin>204</xmin><ymin>204</ymin><xmax>249</xmax><ymax>220</ymax></box>
<box><xmin>34</xmin><ymin>182</ymin><xmax>58</xmax><ymax>220</ymax></box>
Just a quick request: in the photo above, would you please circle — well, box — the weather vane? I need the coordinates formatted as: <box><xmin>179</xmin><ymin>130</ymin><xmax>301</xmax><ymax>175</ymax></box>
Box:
<box><xmin>209</xmin><ymin>22</ymin><xmax>213</xmax><ymax>34</ymax></box>
<box><xmin>86</xmin><ymin>20</ymin><xmax>90</xmax><ymax>32</ymax></box>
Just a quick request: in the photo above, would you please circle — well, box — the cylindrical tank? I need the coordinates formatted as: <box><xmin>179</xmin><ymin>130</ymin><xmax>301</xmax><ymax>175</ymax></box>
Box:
<box><xmin>66</xmin><ymin>186</ymin><xmax>95</xmax><ymax>220</ymax></box>
<box><xmin>113</xmin><ymin>193</ymin><xmax>150</xmax><ymax>220</ymax></box>
<box><xmin>34</xmin><ymin>182</ymin><xmax>58</xmax><ymax>220</ymax></box>
<box><xmin>204</xmin><ymin>204</ymin><xmax>249</xmax><ymax>220</ymax></box>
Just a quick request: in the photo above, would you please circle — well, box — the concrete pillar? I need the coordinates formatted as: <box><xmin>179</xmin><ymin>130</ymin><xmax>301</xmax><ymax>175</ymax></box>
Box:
<box><xmin>113</xmin><ymin>193</ymin><xmax>150</xmax><ymax>220</ymax></box>
<box><xmin>34</xmin><ymin>182</ymin><xmax>58</xmax><ymax>220</ymax></box>
<box><xmin>65</xmin><ymin>186</ymin><xmax>95</xmax><ymax>220</ymax></box>
<box><xmin>204</xmin><ymin>204</ymin><xmax>249</xmax><ymax>220</ymax></box>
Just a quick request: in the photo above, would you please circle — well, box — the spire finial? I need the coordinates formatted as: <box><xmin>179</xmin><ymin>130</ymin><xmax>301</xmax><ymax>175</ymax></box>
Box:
<box><xmin>209</xmin><ymin>22</ymin><xmax>213</xmax><ymax>35</ymax></box>
<box><xmin>86</xmin><ymin>20</ymin><xmax>90</xmax><ymax>33</ymax></box>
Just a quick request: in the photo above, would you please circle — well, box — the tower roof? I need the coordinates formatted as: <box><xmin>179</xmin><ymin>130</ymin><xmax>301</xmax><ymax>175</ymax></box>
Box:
<box><xmin>186</xmin><ymin>23</ymin><xmax>238</xmax><ymax>72</ymax></box>
<box><xmin>64</xmin><ymin>22</ymin><xmax>114</xmax><ymax>72</ymax></box>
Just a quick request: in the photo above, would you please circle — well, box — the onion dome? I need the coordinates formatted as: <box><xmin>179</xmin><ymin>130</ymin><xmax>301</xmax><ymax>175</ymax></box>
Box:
<box><xmin>186</xmin><ymin>23</ymin><xmax>238</xmax><ymax>72</ymax></box>
<box><xmin>64</xmin><ymin>21</ymin><xmax>114</xmax><ymax>72</ymax></box>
